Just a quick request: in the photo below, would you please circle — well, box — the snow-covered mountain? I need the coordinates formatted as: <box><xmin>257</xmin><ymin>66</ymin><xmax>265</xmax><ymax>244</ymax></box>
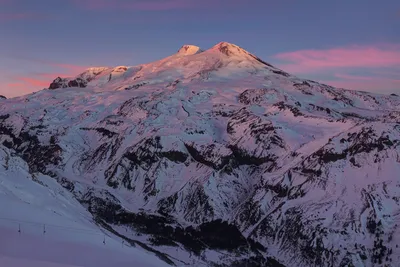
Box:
<box><xmin>1</xmin><ymin>41</ymin><xmax>400</xmax><ymax>266</ymax></box>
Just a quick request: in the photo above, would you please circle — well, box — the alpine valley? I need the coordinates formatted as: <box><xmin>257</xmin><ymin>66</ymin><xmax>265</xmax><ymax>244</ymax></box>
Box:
<box><xmin>1</xmin><ymin>42</ymin><xmax>400</xmax><ymax>267</ymax></box>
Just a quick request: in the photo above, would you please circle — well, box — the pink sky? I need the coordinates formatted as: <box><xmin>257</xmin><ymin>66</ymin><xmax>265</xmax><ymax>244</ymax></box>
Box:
<box><xmin>0</xmin><ymin>63</ymin><xmax>88</xmax><ymax>98</ymax></box>
<box><xmin>2</xmin><ymin>44</ymin><xmax>400</xmax><ymax>97</ymax></box>
<box><xmin>0</xmin><ymin>0</ymin><xmax>399</xmax><ymax>97</ymax></box>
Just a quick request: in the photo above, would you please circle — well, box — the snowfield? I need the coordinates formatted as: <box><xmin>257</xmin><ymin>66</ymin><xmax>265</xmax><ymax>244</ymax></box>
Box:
<box><xmin>0</xmin><ymin>42</ymin><xmax>400</xmax><ymax>266</ymax></box>
<box><xmin>0</xmin><ymin>145</ymin><xmax>172</xmax><ymax>267</ymax></box>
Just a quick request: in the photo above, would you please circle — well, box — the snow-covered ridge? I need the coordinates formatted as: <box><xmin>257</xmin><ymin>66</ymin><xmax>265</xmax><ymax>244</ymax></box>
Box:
<box><xmin>47</xmin><ymin>41</ymin><xmax>279</xmax><ymax>91</ymax></box>
<box><xmin>1</xmin><ymin>41</ymin><xmax>400</xmax><ymax>266</ymax></box>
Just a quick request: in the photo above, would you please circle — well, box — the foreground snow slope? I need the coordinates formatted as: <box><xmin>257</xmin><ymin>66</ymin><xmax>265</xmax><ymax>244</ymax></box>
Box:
<box><xmin>0</xmin><ymin>145</ymin><xmax>171</xmax><ymax>267</ymax></box>
<box><xmin>1</xmin><ymin>41</ymin><xmax>400</xmax><ymax>266</ymax></box>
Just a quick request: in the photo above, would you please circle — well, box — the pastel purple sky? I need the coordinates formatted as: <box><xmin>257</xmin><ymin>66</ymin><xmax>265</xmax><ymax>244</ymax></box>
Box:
<box><xmin>0</xmin><ymin>0</ymin><xmax>399</xmax><ymax>97</ymax></box>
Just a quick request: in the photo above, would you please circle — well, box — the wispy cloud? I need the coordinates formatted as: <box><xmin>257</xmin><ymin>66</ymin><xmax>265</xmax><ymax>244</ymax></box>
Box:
<box><xmin>0</xmin><ymin>0</ymin><xmax>52</xmax><ymax>21</ymax></box>
<box><xmin>272</xmin><ymin>44</ymin><xmax>400</xmax><ymax>93</ymax></box>
<box><xmin>21</xmin><ymin>63</ymin><xmax>88</xmax><ymax>84</ymax></box>
<box><xmin>71</xmin><ymin>0</ymin><xmax>243</xmax><ymax>11</ymax></box>
<box><xmin>16</xmin><ymin>77</ymin><xmax>50</xmax><ymax>88</ymax></box>
<box><xmin>73</xmin><ymin>0</ymin><xmax>199</xmax><ymax>11</ymax></box>
<box><xmin>274</xmin><ymin>44</ymin><xmax>400</xmax><ymax>74</ymax></box>
<box><xmin>6</xmin><ymin>55</ymin><xmax>90</xmax><ymax>74</ymax></box>
<box><xmin>0</xmin><ymin>60</ymin><xmax>88</xmax><ymax>98</ymax></box>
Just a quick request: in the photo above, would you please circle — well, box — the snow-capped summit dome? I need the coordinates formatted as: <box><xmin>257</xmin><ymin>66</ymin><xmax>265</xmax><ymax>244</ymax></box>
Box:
<box><xmin>177</xmin><ymin>45</ymin><xmax>203</xmax><ymax>56</ymax></box>
<box><xmin>209</xmin><ymin>41</ymin><xmax>251</xmax><ymax>57</ymax></box>
<box><xmin>206</xmin><ymin>41</ymin><xmax>274</xmax><ymax>67</ymax></box>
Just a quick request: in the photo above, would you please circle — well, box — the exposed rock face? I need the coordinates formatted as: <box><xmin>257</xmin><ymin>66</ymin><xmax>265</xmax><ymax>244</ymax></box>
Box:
<box><xmin>49</xmin><ymin>77</ymin><xmax>69</xmax><ymax>89</ymax></box>
<box><xmin>177</xmin><ymin>44</ymin><xmax>203</xmax><ymax>55</ymax></box>
<box><xmin>49</xmin><ymin>77</ymin><xmax>88</xmax><ymax>89</ymax></box>
<box><xmin>1</xmin><ymin>42</ymin><xmax>400</xmax><ymax>266</ymax></box>
<box><xmin>48</xmin><ymin>66</ymin><xmax>126</xmax><ymax>90</ymax></box>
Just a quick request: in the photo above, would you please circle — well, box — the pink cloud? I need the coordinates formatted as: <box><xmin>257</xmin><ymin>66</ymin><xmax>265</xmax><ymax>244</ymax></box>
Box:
<box><xmin>271</xmin><ymin>44</ymin><xmax>400</xmax><ymax>93</ymax></box>
<box><xmin>22</xmin><ymin>64</ymin><xmax>88</xmax><ymax>84</ymax></box>
<box><xmin>274</xmin><ymin>45</ymin><xmax>400</xmax><ymax>74</ymax></box>
<box><xmin>2</xmin><ymin>74</ymin><xmax>66</xmax><ymax>97</ymax></box>
<box><xmin>0</xmin><ymin>0</ymin><xmax>52</xmax><ymax>22</ymax></box>
<box><xmin>17</xmin><ymin>77</ymin><xmax>50</xmax><ymax>88</ymax></box>
<box><xmin>0</xmin><ymin>62</ymin><xmax>88</xmax><ymax>98</ymax></box>
<box><xmin>12</xmin><ymin>56</ymin><xmax>89</xmax><ymax>73</ymax></box>
<box><xmin>0</xmin><ymin>81</ymin><xmax>41</xmax><ymax>98</ymax></box>
<box><xmin>74</xmin><ymin>0</ymin><xmax>198</xmax><ymax>11</ymax></box>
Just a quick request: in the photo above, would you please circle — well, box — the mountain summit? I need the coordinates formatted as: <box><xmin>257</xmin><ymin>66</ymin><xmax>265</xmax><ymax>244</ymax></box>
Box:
<box><xmin>48</xmin><ymin>41</ymin><xmax>283</xmax><ymax>90</ymax></box>
<box><xmin>211</xmin><ymin>41</ymin><xmax>251</xmax><ymax>56</ymax></box>
<box><xmin>1</xmin><ymin>42</ymin><xmax>400</xmax><ymax>266</ymax></box>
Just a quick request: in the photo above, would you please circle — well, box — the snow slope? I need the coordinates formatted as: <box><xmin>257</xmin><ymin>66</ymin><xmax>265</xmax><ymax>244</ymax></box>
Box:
<box><xmin>1</xmin><ymin>41</ymin><xmax>400</xmax><ymax>266</ymax></box>
<box><xmin>0</xmin><ymin>145</ymin><xmax>172</xmax><ymax>267</ymax></box>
